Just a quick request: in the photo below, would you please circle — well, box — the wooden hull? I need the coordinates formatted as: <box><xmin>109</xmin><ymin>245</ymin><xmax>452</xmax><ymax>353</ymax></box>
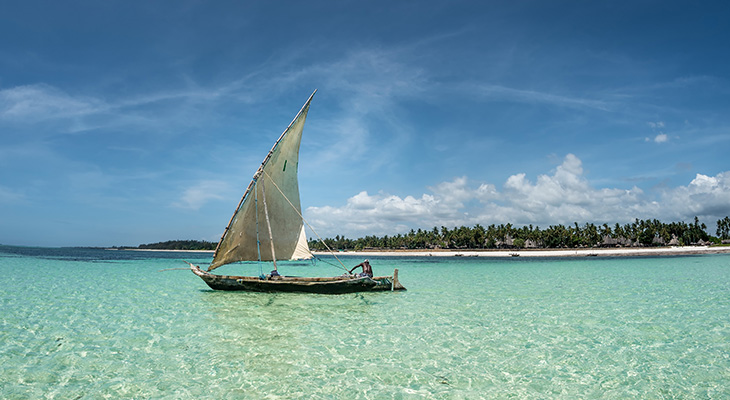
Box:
<box><xmin>189</xmin><ymin>263</ymin><xmax>406</xmax><ymax>294</ymax></box>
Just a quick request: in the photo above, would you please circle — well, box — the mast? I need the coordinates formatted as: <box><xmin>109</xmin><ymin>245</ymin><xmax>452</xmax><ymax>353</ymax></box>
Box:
<box><xmin>261</xmin><ymin>177</ymin><xmax>277</xmax><ymax>271</ymax></box>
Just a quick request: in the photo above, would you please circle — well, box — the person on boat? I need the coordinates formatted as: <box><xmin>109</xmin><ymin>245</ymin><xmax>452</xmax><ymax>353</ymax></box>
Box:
<box><xmin>349</xmin><ymin>259</ymin><xmax>373</xmax><ymax>277</ymax></box>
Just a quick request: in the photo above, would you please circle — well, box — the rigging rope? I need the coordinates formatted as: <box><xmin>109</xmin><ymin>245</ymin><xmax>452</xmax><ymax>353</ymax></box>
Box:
<box><xmin>313</xmin><ymin>255</ymin><xmax>346</xmax><ymax>270</ymax></box>
<box><xmin>262</xmin><ymin>169</ymin><xmax>349</xmax><ymax>273</ymax></box>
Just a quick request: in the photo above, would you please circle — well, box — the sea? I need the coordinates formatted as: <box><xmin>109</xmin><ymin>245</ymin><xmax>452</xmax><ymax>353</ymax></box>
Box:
<box><xmin>1</xmin><ymin>245</ymin><xmax>729</xmax><ymax>399</ymax></box>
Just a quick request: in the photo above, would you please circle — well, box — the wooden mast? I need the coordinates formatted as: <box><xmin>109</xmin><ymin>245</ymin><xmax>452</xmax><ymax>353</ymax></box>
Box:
<box><xmin>261</xmin><ymin>177</ymin><xmax>277</xmax><ymax>271</ymax></box>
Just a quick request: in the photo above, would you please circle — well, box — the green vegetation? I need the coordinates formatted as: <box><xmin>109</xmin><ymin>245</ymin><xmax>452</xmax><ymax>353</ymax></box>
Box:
<box><xmin>309</xmin><ymin>216</ymin><xmax>727</xmax><ymax>251</ymax></box>
<box><xmin>717</xmin><ymin>216</ymin><xmax>730</xmax><ymax>240</ymax></box>
<box><xmin>137</xmin><ymin>240</ymin><xmax>216</xmax><ymax>251</ymax></box>
<box><xmin>136</xmin><ymin>216</ymin><xmax>729</xmax><ymax>251</ymax></box>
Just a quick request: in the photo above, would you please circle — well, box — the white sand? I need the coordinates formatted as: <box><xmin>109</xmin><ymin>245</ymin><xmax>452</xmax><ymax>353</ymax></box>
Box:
<box><xmin>314</xmin><ymin>246</ymin><xmax>730</xmax><ymax>258</ymax></box>
<box><xmin>121</xmin><ymin>246</ymin><xmax>730</xmax><ymax>257</ymax></box>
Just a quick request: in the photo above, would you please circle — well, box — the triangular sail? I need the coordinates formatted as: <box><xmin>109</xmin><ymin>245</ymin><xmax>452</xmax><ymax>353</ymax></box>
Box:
<box><xmin>209</xmin><ymin>91</ymin><xmax>315</xmax><ymax>271</ymax></box>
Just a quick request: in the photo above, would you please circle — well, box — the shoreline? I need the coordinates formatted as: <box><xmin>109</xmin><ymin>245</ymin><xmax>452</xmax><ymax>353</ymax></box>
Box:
<box><xmin>115</xmin><ymin>246</ymin><xmax>730</xmax><ymax>257</ymax></box>
<box><xmin>314</xmin><ymin>246</ymin><xmax>730</xmax><ymax>258</ymax></box>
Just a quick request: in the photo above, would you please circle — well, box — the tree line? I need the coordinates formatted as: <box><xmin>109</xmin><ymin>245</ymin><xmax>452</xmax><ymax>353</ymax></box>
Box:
<box><xmin>133</xmin><ymin>216</ymin><xmax>730</xmax><ymax>251</ymax></box>
<box><xmin>309</xmin><ymin>216</ymin><xmax>730</xmax><ymax>251</ymax></box>
<box><xmin>137</xmin><ymin>240</ymin><xmax>216</xmax><ymax>250</ymax></box>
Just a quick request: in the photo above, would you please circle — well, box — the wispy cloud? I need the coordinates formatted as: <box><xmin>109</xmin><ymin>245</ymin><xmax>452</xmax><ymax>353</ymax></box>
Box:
<box><xmin>0</xmin><ymin>84</ymin><xmax>106</xmax><ymax>121</ymax></box>
<box><xmin>172</xmin><ymin>180</ymin><xmax>231</xmax><ymax>210</ymax></box>
<box><xmin>0</xmin><ymin>81</ymin><xmax>247</xmax><ymax>136</ymax></box>
<box><xmin>293</xmin><ymin>48</ymin><xmax>428</xmax><ymax>172</ymax></box>
<box><xmin>473</xmin><ymin>83</ymin><xmax>612</xmax><ymax>111</ymax></box>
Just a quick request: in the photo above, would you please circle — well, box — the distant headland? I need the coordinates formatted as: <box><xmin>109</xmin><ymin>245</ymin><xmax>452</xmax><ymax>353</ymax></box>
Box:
<box><xmin>121</xmin><ymin>240</ymin><xmax>216</xmax><ymax>251</ymax></box>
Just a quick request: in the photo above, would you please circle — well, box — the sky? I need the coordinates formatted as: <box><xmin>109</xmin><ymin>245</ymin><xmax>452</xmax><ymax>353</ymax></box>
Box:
<box><xmin>1</xmin><ymin>0</ymin><xmax>729</xmax><ymax>247</ymax></box>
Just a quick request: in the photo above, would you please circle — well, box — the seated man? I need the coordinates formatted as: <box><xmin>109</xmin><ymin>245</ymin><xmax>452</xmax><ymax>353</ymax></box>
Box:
<box><xmin>349</xmin><ymin>259</ymin><xmax>373</xmax><ymax>277</ymax></box>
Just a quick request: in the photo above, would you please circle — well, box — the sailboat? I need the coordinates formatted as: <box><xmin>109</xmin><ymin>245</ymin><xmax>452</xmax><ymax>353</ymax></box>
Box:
<box><xmin>188</xmin><ymin>90</ymin><xmax>406</xmax><ymax>294</ymax></box>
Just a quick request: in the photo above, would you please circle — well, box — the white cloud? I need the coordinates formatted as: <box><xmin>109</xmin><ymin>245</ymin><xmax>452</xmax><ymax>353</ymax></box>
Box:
<box><xmin>304</xmin><ymin>154</ymin><xmax>730</xmax><ymax>238</ymax></box>
<box><xmin>428</xmin><ymin>177</ymin><xmax>475</xmax><ymax>209</ymax></box>
<box><xmin>488</xmin><ymin>154</ymin><xmax>644</xmax><ymax>225</ymax></box>
<box><xmin>658</xmin><ymin>172</ymin><xmax>730</xmax><ymax>219</ymax></box>
<box><xmin>645</xmin><ymin>121</ymin><xmax>669</xmax><ymax>143</ymax></box>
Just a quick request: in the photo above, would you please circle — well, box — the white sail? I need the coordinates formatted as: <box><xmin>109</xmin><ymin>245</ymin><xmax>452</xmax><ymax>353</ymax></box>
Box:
<box><xmin>209</xmin><ymin>91</ymin><xmax>315</xmax><ymax>271</ymax></box>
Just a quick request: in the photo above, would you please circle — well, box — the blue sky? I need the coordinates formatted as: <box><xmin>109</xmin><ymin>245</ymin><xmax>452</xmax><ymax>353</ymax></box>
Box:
<box><xmin>1</xmin><ymin>0</ymin><xmax>729</xmax><ymax>247</ymax></box>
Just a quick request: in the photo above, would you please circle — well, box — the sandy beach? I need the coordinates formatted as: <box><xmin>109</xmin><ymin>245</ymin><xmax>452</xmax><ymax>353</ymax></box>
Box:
<box><xmin>121</xmin><ymin>245</ymin><xmax>730</xmax><ymax>257</ymax></box>
<box><xmin>314</xmin><ymin>246</ymin><xmax>730</xmax><ymax>258</ymax></box>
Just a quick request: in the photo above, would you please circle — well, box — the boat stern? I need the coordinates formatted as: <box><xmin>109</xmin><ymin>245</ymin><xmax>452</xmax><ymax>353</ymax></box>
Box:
<box><xmin>391</xmin><ymin>268</ymin><xmax>406</xmax><ymax>291</ymax></box>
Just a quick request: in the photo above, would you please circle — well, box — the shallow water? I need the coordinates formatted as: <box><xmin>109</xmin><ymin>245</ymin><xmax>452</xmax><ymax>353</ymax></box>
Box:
<box><xmin>1</xmin><ymin>246</ymin><xmax>729</xmax><ymax>399</ymax></box>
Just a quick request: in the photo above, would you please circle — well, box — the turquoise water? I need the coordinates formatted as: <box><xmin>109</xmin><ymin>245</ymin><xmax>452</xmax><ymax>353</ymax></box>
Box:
<box><xmin>1</xmin><ymin>246</ymin><xmax>729</xmax><ymax>399</ymax></box>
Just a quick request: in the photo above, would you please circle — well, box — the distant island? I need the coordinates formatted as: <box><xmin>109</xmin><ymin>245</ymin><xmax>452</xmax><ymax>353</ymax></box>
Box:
<box><xmin>133</xmin><ymin>240</ymin><xmax>216</xmax><ymax>251</ymax></box>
